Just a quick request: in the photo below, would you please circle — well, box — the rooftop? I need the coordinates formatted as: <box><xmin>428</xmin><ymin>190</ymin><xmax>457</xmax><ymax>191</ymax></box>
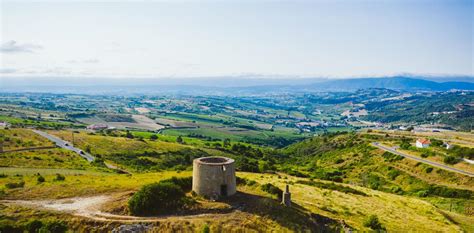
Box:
<box><xmin>195</xmin><ymin>157</ymin><xmax>234</xmax><ymax>166</ymax></box>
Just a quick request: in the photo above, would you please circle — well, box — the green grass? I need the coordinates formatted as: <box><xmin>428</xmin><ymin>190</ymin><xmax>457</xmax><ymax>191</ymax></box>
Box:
<box><xmin>0</xmin><ymin>115</ymin><xmax>80</xmax><ymax>128</ymax></box>
<box><xmin>239</xmin><ymin>172</ymin><xmax>467</xmax><ymax>232</ymax></box>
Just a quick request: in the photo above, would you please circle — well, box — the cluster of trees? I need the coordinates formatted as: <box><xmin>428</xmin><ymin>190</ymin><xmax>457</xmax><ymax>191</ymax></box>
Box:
<box><xmin>108</xmin><ymin>148</ymin><xmax>210</xmax><ymax>172</ymax></box>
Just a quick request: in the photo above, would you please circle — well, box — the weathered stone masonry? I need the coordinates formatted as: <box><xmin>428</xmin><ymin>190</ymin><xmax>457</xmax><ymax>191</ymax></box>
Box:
<box><xmin>192</xmin><ymin>157</ymin><xmax>236</xmax><ymax>199</ymax></box>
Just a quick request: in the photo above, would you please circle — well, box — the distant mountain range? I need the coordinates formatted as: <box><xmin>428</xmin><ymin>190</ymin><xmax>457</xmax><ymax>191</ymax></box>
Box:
<box><xmin>0</xmin><ymin>76</ymin><xmax>473</xmax><ymax>94</ymax></box>
<box><xmin>304</xmin><ymin>76</ymin><xmax>474</xmax><ymax>91</ymax></box>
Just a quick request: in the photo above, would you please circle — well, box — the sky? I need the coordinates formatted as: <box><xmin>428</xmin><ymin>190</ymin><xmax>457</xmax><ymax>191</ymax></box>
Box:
<box><xmin>0</xmin><ymin>0</ymin><xmax>473</xmax><ymax>78</ymax></box>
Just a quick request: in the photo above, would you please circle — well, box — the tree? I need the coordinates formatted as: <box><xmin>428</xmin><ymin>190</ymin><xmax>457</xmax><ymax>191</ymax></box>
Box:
<box><xmin>223</xmin><ymin>138</ymin><xmax>231</xmax><ymax>147</ymax></box>
<box><xmin>176</xmin><ymin>136</ymin><xmax>183</xmax><ymax>144</ymax></box>
<box><xmin>150</xmin><ymin>134</ymin><xmax>158</xmax><ymax>141</ymax></box>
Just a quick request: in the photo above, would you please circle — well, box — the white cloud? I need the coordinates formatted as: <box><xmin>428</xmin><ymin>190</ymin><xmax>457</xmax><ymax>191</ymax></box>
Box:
<box><xmin>0</xmin><ymin>40</ymin><xmax>43</xmax><ymax>53</ymax></box>
<box><xmin>68</xmin><ymin>59</ymin><xmax>100</xmax><ymax>64</ymax></box>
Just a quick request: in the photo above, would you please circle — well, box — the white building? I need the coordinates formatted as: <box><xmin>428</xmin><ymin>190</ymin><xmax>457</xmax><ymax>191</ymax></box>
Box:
<box><xmin>0</xmin><ymin>121</ymin><xmax>9</xmax><ymax>129</ymax></box>
<box><xmin>416</xmin><ymin>138</ymin><xmax>431</xmax><ymax>148</ymax></box>
<box><xmin>444</xmin><ymin>142</ymin><xmax>453</xmax><ymax>150</ymax></box>
<box><xmin>86</xmin><ymin>123</ymin><xmax>109</xmax><ymax>131</ymax></box>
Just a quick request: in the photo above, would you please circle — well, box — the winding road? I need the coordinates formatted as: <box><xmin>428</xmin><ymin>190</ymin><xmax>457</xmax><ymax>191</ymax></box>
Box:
<box><xmin>32</xmin><ymin>130</ymin><xmax>95</xmax><ymax>162</ymax></box>
<box><xmin>32</xmin><ymin>129</ymin><xmax>130</xmax><ymax>173</ymax></box>
<box><xmin>372</xmin><ymin>142</ymin><xmax>474</xmax><ymax>177</ymax></box>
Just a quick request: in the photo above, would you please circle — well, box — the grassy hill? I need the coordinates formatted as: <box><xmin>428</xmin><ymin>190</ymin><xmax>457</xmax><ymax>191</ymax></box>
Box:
<box><xmin>1</xmin><ymin>128</ymin><xmax>473</xmax><ymax>232</ymax></box>
<box><xmin>280</xmin><ymin>132</ymin><xmax>474</xmax><ymax>222</ymax></box>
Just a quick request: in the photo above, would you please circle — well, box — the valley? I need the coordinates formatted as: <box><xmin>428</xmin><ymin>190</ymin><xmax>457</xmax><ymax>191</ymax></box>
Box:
<box><xmin>0</xmin><ymin>88</ymin><xmax>473</xmax><ymax>232</ymax></box>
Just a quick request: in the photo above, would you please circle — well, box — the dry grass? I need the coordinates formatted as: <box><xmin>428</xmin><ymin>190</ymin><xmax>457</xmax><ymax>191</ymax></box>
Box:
<box><xmin>239</xmin><ymin>172</ymin><xmax>465</xmax><ymax>232</ymax></box>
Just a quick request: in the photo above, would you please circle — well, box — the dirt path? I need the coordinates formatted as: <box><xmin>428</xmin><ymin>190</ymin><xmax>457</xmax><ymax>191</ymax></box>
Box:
<box><xmin>1</xmin><ymin>195</ymin><xmax>234</xmax><ymax>222</ymax></box>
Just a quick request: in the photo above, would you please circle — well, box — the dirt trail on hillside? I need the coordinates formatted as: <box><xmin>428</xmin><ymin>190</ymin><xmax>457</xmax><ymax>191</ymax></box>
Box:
<box><xmin>1</xmin><ymin>195</ymin><xmax>233</xmax><ymax>222</ymax></box>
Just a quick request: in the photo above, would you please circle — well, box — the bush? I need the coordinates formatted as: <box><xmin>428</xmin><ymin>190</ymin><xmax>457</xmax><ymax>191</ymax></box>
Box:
<box><xmin>391</xmin><ymin>186</ymin><xmax>403</xmax><ymax>194</ymax></box>
<box><xmin>5</xmin><ymin>181</ymin><xmax>25</xmax><ymax>189</ymax></box>
<box><xmin>431</xmin><ymin>139</ymin><xmax>443</xmax><ymax>147</ymax></box>
<box><xmin>236</xmin><ymin>176</ymin><xmax>256</xmax><ymax>186</ymax></box>
<box><xmin>39</xmin><ymin>221</ymin><xmax>67</xmax><ymax>233</ymax></box>
<box><xmin>37</xmin><ymin>175</ymin><xmax>45</xmax><ymax>184</ymax></box>
<box><xmin>25</xmin><ymin>219</ymin><xmax>43</xmax><ymax>233</ymax></box>
<box><xmin>261</xmin><ymin>183</ymin><xmax>283</xmax><ymax>199</ymax></box>
<box><xmin>160</xmin><ymin>176</ymin><xmax>192</xmax><ymax>192</ymax></box>
<box><xmin>363</xmin><ymin>215</ymin><xmax>383</xmax><ymax>230</ymax></box>
<box><xmin>53</xmin><ymin>174</ymin><xmax>65</xmax><ymax>181</ymax></box>
<box><xmin>129</xmin><ymin>182</ymin><xmax>186</xmax><ymax>216</ymax></box>
<box><xmin>0</xmin><ymin>222</ymin><xmax>22</xmax><ymax>233</ymax></box>
<box><xmin>443</xmin><ymin>156</ymin><xmax>458</xmax><ymax>165</ymax></box>
<box><xmin>425</xmin><ymin>167</ymin><xmax>433</xmax><ymax>173</ymax></box>
<box><xmin>387</xmin><ymin>169</ymin><xmax>400</xmax><ymax>180</ymax></box>
<box><xmin>382</xmin><ymin>152</ymin><xmax>404</xmax><ymax>162</ymax></box>
<box><xmin>201</xmin><ymin>224</ymin><xmax>210</xmax><ymax>233</ymax></box>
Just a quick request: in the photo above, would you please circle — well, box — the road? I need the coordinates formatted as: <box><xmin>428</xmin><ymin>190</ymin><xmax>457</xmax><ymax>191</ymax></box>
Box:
<box><xmin>371</xmin><ymin>142</ymin><xmax>474</xmax><ymax>177</ymax></box>
<box><xmin>32</xmin><ymin>130</ymin><xmax>95</xmax><ymax>162</ymax></box>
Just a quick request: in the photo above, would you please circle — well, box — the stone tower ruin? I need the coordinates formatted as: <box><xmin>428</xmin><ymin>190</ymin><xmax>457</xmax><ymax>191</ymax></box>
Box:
<box><xmin>192</xmin><ymin>156</ymin><xmax>236</xmax><ymax>199</ymax></box>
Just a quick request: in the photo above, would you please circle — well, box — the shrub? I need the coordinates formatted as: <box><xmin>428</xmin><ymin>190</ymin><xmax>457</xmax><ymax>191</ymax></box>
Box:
<box><xmin>443</xmin><ymin>156</ymin><xmax>458</xmax><ymax>165</ymax></box>
<box><xmin>416</xmin><ymin>190</ymin><xmax>429</xmax><ymax>197</ymax></box>
<box><xmin>25</xmin><ymin>219</ymin><xmax>43</xmax><ymax>233</ymax></box>
<box><xmin>400</xmin><ymin>141</ymin><xmax>411</xmax><ymax>150</ymax></box>
<box><xmin>37</xmin><ymin>175</ymin><xmax>45</xmax><ymax>184</ymax></box>
<box><xmin>261</xmin><ymin>183</ymin><xmax>283</xmax><ymax>199</ymax></box>
<box><xmin>5</xmin><ymin>181</ymin><xmax>25</xmax><ymax>189</ymax></box>
<box><xmin>201</xmin><ymin>224</ymin><xmax>210</xmax><ymax>233</ymax></box>
<box><xmin>382</xmin><ymin>152</ymin><xmax>404</xmax><ymax>162</ymax></box>
<box><xmin>0</xmin><ymin>173</ymin><xmax>7</xmax><ymax>178</ymax></box>
<box><xmin>236</xmin><ymin>177</ymin><xmax>257</xmax><ymax>186</ymax></box>
<box><xmin>39</xmin><ymin>221</ymin><xmax>67</xmax><ymax>233</ymax></box>
<box><xmin>160</xmin><ymin>176</ymin><xmax>192</xmax><ymax>192</ymax></box>
<box><xmin>54</xmin><ymin>174</ymin><xmax>65</xmax><ymax>181</ymax></box>
<box><xmin>425</xmin><ymin>167</ymin><xmax>433</xmax><ymax>173</ymax></box>
<box><xmin>363</xmin><ymin>215</ymin><xmax>383</xmax><ymax>230</ymax></box>
<box><xmin>129</xmin><ymin>182</ymin><xmax>186</xmax><ymax>216</ymax></box>
<box><xmin>391</xmin><ymin>186</ymin><xmax>403</xmax><ymax>194</ymax></box>
<box><xmin>431</xmin><ymin>139</ymin><xmax>443</xmax><ymax>147</ymax></box>
<box><xmin>0</xmin><ymin>222</ymin><xmax>22</xmax><ymax>233</ymax></box>
<box><xmin>387</xmin><ymin>169</ymin><xmax>401</xmax><ymax>180</ymax></box>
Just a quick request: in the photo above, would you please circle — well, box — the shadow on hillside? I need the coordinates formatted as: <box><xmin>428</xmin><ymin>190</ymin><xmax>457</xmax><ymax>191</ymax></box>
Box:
<box><xmin>220</xmin><ymin>191</ymin><xmax>345</xmax><ymax>233</ymax></box>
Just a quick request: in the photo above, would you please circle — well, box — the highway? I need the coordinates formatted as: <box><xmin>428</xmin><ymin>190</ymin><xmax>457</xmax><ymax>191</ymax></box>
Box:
<box><xmin>371</xmin><ymin>142</ymin><xmax>474</xmax><ymax>177</ymax></box>
<box><xmin>32</xmin><ymin>130</ymin><xmax>95</xmax><ymax>162</ymax></box>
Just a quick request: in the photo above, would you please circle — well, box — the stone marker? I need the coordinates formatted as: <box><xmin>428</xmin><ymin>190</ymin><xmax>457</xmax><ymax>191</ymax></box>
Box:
<box><xmin>282</xmin><ymin>184</ymin><xmax>291</xmax><ymax>207</ymax></box>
